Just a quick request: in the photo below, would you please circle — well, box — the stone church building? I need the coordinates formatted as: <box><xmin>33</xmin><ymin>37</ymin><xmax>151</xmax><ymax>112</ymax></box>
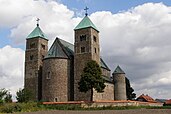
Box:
<box><xmin>24</xmin><ymin>14</ymin><xmax>127</xmax><ymax>102</ymax></box>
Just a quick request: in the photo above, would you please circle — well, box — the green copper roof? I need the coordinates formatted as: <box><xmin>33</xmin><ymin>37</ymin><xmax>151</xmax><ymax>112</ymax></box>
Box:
<box><xmin>100</xmin><ymin>58</ymin><xmax>110</xmax><ymax>71</ymax></box>
<box><xmin>74</xmin><ymin>16</ymin><xmax>99</xmax><ymax>32</ymax></box>
<box><xmin>45</xmin><ymin>38</ymin><xmax>74</xmax><ymax>59</ymax></box>
<box><xmin>45</xmin><ymin>38</ymin><xmax>68</xmax><ymax>58</ymax></box>
<box><xmin>27</xmin><ymin>24</ymin><xmax>48</xmax><ymax>39</ymax></box>
<box><xmin>113</xmin><ymin>65</ymin><xmax>125</xmax><ymax>74</ymax></box>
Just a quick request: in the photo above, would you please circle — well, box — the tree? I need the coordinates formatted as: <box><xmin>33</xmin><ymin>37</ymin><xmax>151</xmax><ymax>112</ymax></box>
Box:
<box><xmin>4</xmin><ymin>92</ymin><xmax>12</xmax><ymax>103</ymax></box>
<box><xmin>16</xmin><ymin>88</ymin><xmax>33</xmax><ymax>103</ymax></box>
<box><xmin>0</xmin><ymin>88</ymin><xmax>12</xmax><ymax>103</ymax></box>
<box><xmin>126</xmin><ymin>77</ymin><xmax>136</xmax><ymax>100</ymax></box>
<box><xmin>78</xmin><ymin>60</ymin><xmax>106</xmax><ymax>101</ymax></box>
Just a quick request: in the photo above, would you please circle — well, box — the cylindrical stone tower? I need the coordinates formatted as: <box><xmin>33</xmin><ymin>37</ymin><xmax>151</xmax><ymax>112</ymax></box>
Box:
<box><xmin>42</xmin><ymin>58</ymin><xmax>69</xmax><ymax>102</ymax></box>
<box><xmin>112</xmin><ymin>65</ymin><xmax>127</xmax><ymax>100</ymax></box>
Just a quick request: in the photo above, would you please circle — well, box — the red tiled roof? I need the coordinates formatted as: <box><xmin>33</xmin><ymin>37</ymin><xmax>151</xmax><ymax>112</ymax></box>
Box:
<box><xmin>165</xmin><ymin>99</ymin><xmax>171</xmax><ymax>104</ymax></box>
<box><xmin>137</xmin><ymin>94</ymin><xmax>157</xmax><ymax>103</ymax></box>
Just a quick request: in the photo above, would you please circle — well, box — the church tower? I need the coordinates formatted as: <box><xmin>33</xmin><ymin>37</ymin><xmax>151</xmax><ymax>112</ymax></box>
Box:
<box><xmin>24</xmin><ymin>20</ymin><xmax>48</xmax><ymax>101</ymax></box>
<box><xmin>74</xmin><ymin>10</ymin><xmax>100</xmax><ymax>101</ymax></box>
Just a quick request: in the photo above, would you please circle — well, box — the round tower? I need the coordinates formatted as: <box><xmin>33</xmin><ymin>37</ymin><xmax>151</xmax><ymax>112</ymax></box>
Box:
<box><xmin>112</xmin><ymin>65</ymin><xmax>127</xmax><ymax>100</ymax></box>
<box><xmin>42</xmin><ymin>38</ymin><xmax>74</xmax><ymax>102</ymax></box>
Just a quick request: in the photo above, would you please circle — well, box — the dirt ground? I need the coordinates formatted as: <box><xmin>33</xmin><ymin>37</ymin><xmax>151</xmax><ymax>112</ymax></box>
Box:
<box><xmin>17</xmin><ymin>109</ymin><xmax>171</xmax><ymax>114</ymax></box>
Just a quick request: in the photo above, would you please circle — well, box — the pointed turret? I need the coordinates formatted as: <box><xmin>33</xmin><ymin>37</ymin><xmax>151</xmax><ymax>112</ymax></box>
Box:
<box><xmin>74</xmin><ymin>16</ymin><xmax>99</xmax><ymax>32</ymax></box>
<box><xmin>113</xmin><ymin>65</ymin><xmax>127</xmax><ymax>100</ymax></box>
<box><xmin>27</xmin><ymin>23</ymin><xmax>48</xmax><ymax>39</ymax></box>
<box><xmin>113</xmin><ymin>65</ymin><xmax>125</xmax><ymax>74</ymax></box>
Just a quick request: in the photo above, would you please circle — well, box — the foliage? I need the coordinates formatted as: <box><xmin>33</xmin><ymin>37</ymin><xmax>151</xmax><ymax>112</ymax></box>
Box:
<box><xmin>78</xmin><ymin>60</ymin><xmax>106</xmax><ymax>101</ymax></box>
<box><xmin>16</xmin><ymin>88</ymin><xmax>33</xmax><ymax>103</ymax></box>
<box><xmin>125</xmin><ymin>77</ymin><xmax>136</xmax><ymax>100</ymax></box>
<box><xmin>0</xmin><ymin>88</ymin><xmax>12</xmax><ymax>103</ymax></box>
<box><xmin>4</xmin><ymin>92</ymin><xmax>12</xmax><ymax>103</ymax></box>
<box><xmin>0</xmin><ymin>102</ymin><xmax>171</xmax><ymax>113</ymax></box>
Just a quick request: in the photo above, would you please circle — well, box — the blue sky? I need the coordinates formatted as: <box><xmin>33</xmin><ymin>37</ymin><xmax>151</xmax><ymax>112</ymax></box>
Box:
<box><xmin>61</xmin><ymin>0</ymin><xmax>171</xmax><ymax>13</ymax></box>
<box><xmin>1</xmin><ymin>0</ymin><xmax>171</xmax><ymax>99</ymax></box>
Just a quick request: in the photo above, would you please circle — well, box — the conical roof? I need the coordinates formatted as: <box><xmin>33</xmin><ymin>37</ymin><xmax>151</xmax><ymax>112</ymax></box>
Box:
<box><xmin>113</xmin><ymin>65</ymin><xmax>125</xmax><ymax>74</ymax></box>
<box><xmin>74</xmin><ymin>16</ymin><xmax>99</xmax><ymax>32</ymax></box>
<box><xmin>27</xmin><ymin>24</ymin><xmax>48</xmax><ymax>39</ymax></box>
<box><xmin>45</xmin><ymin>38</ymin><xmax>68</xmax><ymax>59</ymax></box>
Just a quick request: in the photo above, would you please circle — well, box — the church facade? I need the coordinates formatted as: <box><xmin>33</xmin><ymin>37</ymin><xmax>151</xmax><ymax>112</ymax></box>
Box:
<box><xmin>24</xmin><ymin>14</ymin><xmax>127</xmax><ymax>102</ymax></box>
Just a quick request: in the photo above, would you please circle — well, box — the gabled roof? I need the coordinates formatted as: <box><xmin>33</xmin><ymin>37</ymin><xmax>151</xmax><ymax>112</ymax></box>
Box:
<box><xmin>137</xmin><ymin>94</ymin><xmax>156</xmax><ymax>103</ymax></box>
<box><xmin>74</xmin><ymin>16</ymin><xmax>99</xmax><ymax>32</ymax></box>
<box><xmin>27</xmin><ymin>24</ymin><xmax>48</xmax><ymax>40</ymax></box>
<box><xmin>113</xmin><ymin>65</ymin><xmax>125</xmax><ymax>74</ymax></box>
<box><xmin>45</xmin><ymin>38</ymin><xmax>110</xmax><ymax>71</ymax></box>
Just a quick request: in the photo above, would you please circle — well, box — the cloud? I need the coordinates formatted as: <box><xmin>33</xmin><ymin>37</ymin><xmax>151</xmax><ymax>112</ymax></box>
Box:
<box><xmin>0</xmin><ymin>0</ymin><xmax>76</xmax><ymax>45</ymax></box>
<box><xmin>1</xmin><ymin>0</ymin><xmax>171</xmax><ymax>99</ymax></box>
<box><xmin>90</xmin><ymin>2</ymin><xmax>171</xmax><ymax>99</ymax></box>
<box><xmin>0</xmin><ymin>45</ymin><xmax>24</xmax><ymax>100</ymax></box>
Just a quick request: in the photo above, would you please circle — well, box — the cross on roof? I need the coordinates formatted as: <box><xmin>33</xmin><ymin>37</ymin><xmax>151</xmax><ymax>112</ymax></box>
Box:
<box><xmin>84</xmin><ymin>6</ymin><xmax>89</xmax><ymax>16</ymax></box>
<box><xmin>36</xmin><ymin>18</ymin><xmax>40</xmax><ymax>26</ymax></box>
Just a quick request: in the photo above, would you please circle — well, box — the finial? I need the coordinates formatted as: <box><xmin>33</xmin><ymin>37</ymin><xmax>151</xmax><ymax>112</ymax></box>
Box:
<box><xmin>36</xmin><ymin>18</ymin><xmax>40</xmax><ymax>26</ymax></box>
<box><xmin>84</xmin><ymin>6</ymin><xmax>89</xmax><ymax>16</ymax></box>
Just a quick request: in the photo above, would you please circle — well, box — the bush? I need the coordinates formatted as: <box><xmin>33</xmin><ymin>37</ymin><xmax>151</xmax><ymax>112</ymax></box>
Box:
<box><xmin>0</xmin><ymin>103</ymin><xmax>21</xmax><ymax>113</ymax></box>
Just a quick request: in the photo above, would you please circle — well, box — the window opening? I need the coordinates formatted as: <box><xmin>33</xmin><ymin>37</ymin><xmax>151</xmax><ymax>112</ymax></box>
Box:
<box><xmin>81</xmin><ymin>47</ymin><xmax>86</xmax><ymax>53</ymax></box>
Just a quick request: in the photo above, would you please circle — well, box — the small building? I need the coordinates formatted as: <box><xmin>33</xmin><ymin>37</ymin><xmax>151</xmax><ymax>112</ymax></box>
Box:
<box><xmin>155</xmin><ymin>99</ymin><xmax>167</xmax><ymax>103</ymax></box>
<box><xmin>136</xmin><ymin>94</ymin><xmax>157</xmax><ymax>103</ymax></box>
<box><xmin>164</xmin><ymin>99</ymin><xmax>171</xmax><ymax>106</ymax></box>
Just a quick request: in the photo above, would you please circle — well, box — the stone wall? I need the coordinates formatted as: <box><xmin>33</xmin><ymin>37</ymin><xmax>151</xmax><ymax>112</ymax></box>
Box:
<box><xmin>101</xmin><ymin>68</ymin><xmax>111</xmax><ymax>77</ymax></box>
<box><xmin>93</xmin><ymin>82</ymin><xmax>114</xmax><ymax>101</ymax></box>
<box><xmin>42</xmin><ymin>58</ymin><xmax>69</xmax><ymax>102</ymax></box>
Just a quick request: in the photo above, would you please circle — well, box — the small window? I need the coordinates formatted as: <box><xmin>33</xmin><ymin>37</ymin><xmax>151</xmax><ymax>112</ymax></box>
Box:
<box><xmin>30</xmin><ymin>55</ymin><xmax>34</xmax><ymax>60</ymax></box>
<box><xmin>94</xmin><ymin>48</ymin><xmax>96</xmax><ymax>53</ymax></box>
<box><xmin>81</xmin><ymin>47</ymin><xmax>86</xmax><ymax>53</ymax></box>
<box><xmin>54</xmin><ymin>97</ymin><xmax>58</xmax><ymax>102</ymax></box>
<box><xmin>93</xmin><ymin>36</ymin><xmax>96</xmax><ymax>42</ymax></box>
<box><xmin>80</xmin><ymin>35</ymin><xmax>86</xmax><ymax>41</ymax></box>
<box><xmin>41</xmin><ymin>44</ymin><xmax>45</xmax><ymax>50</ymax></box>
<box><xmin>30</xmin><ymin>42</ymin><xmax>36</xmax><ymax>49</ymax></box>
<box><xmin>47</xmin><ymin>72</ymin><xmax>51</xmax><ymax>79</ymax></box>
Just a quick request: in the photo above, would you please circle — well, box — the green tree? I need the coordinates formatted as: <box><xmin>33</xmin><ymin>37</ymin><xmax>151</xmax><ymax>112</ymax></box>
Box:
<box><xmin>4</xmin><ymin>92</ymin><xmax>12</xmax><ymax>103</ymax></box>
<box><xmin>0</xmin><ymin>88</ymin><xmax>12</xmax><ymax>103</ymax></box>
<box><xmin>126</xmin><ymin>77</ymin><xmax>136</xmax><ymax>100</ymax></box>
<box><xmin>78</xmin><ymin>60</ymin><xmax>106</xmax><ymax>101</ymax></box>
<box><xmin>16</xmin><ymin>88</ymin><xmax>33</xmax><ymax>103</ymax></box>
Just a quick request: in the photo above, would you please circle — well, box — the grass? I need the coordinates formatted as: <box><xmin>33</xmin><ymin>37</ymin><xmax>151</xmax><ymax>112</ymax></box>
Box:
<box><xmin>0</xmin><ymin>102</ymin><xmax>171</xmax><ymax>113</ymax></box>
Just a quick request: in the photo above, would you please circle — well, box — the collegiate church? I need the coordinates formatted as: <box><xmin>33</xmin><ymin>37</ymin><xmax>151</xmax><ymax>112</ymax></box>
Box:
<box><xmin>24</xmin><ymin>11</ymin><xmax>127</xmax><ymax>102</ymax></box>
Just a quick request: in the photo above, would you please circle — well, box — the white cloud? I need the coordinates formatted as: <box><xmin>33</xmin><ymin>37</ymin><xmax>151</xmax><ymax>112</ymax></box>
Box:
<box><xmin>1</xmin><ymin>1</ymin><xmax>171</xmax><ymax>99</ymax></box>
<box><xmin>0</xmin><ymin>45</ymin><xmax>24</xmax><ymax>100</ymax></box>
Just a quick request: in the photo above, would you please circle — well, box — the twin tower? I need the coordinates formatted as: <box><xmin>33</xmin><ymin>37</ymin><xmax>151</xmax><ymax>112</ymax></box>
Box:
<box><xmin>24</xmin><ymin>14</ymin><xmax>127</xmax><ymax>102</ymax></box>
